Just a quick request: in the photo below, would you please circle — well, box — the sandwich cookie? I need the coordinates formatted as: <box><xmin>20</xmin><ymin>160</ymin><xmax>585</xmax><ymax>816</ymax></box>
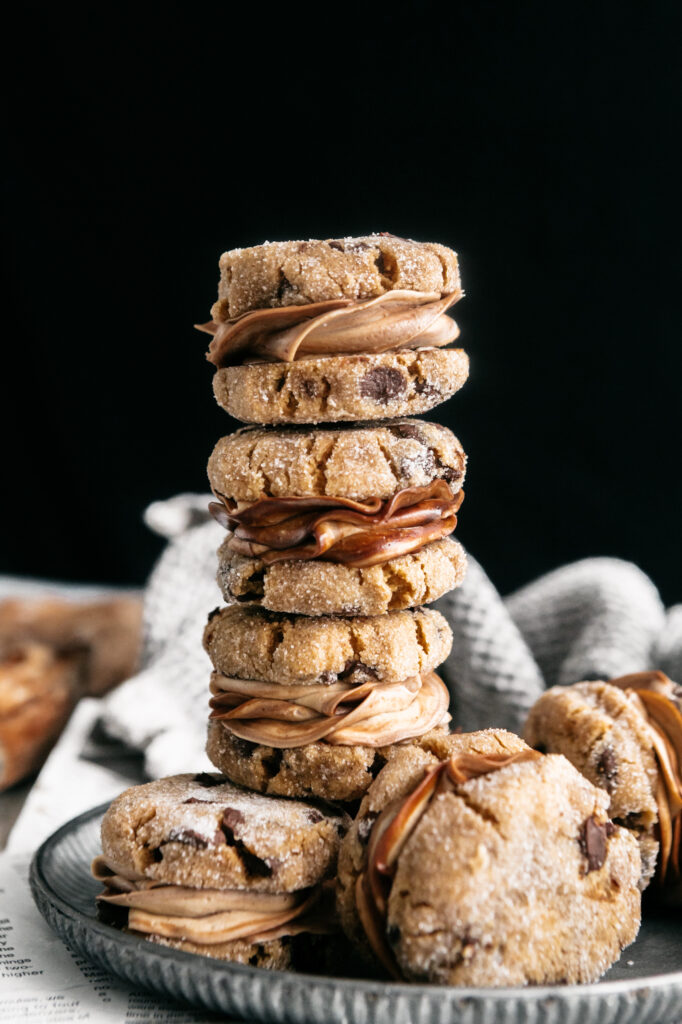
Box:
<box><xmin>337</xmin><ymin>731</ymin><xmax>641</xmax><ymax>985</ymax></box>
<box><xmin>208</xmin><ymin>420</ymin><xmax>466</xmax><ymax>617</ymax></box>
<box><xmin>196</xmin><ymin>234</ymin><xmax>465</xmax><ymax>425</ymax></box>
<box><xmin>93</xmin><ymin>773</ymin><xmax>349</xmax><ymax>967</ymax></box>
<box><xmin>525</xmin><ymin>671</ymin><xmax>682</xmax><ymax>898</ymax></box>
<box><xmin>203</xmin><ymin>605</ymin><xmax>453</xmax><ymax>803</ymax></box>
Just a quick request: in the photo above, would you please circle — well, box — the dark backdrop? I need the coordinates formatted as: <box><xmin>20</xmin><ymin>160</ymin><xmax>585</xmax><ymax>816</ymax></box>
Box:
<box><xmin>5</xmin><ymin>2</ymin><xmax>681</xmax><ymax>604</ymax></box>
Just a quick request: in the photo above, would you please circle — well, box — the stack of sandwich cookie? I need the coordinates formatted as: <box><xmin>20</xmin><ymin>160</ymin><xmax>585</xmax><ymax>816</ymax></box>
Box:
<box><xmin>196</xmin><ymin>235</ymin><xmax>466</xmax><ymax>425</ymax></box>
<box><xmin>199</xmin><ymin>235</ymin><xmax>469</xmax><ymax>803</ymax></box>
<box><xmin>336</xmin><ymin>729</ymin><xmax>641</xmax><ymax>985</ymax></box>
<box><xmin>204</xmin><ymin>605</ymin><xmax>453</xmax><ymax>802</ymax></box>
<box><xmin>525</xmin><ymin>670</ymin><xmax>682</xmax><ymax>902</ymax></box>
<box><xmin>92</xmin><ymin>773</ymin><xmax>349</xmax><ymax>967</ymax></box>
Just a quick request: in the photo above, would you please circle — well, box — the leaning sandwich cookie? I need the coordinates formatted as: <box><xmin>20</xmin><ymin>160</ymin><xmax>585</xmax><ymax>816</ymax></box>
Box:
<box><xmin>336</xmin><ymin>730</ymin><xmax>641</xmax><ymax>985</ymax></box>
<box><xmin>208</xmin><ymin>419</ymin><xmax>467</xmax><ymax>617</ymax></box>
<box><xmin>525</xmin><ymin>670</ymin><xmax>682</xmax><ymax>899</ymax></box>
<box><xmin>203</xmin><ymin>605</ymin><xmax>453</xmax><ymax>803</ymax></box>
<box><xmin>196</xmin><ymin>235</ymin><xmax>466</xmax><ymax>424</ymax></box>
<box><xmin>92</xmin><ymin>773</ymin><xmax>349</xmax><ymax>967</ymax></box>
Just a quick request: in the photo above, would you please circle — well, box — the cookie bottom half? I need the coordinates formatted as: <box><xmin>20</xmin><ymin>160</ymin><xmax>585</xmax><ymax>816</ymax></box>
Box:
<box><xmin>213</xmin><ymin>348</ymin><xmax>469</xmax><ymax>425</ymax></box>
<box><xmin>206</xmin><ymin>721</ymin><xmax>451</xmax><ymax>803</ymax></box>
<box><xmin>217</xmin><ymin>537</ymin><xmax>467</xmax><ymax>617</ymax></box>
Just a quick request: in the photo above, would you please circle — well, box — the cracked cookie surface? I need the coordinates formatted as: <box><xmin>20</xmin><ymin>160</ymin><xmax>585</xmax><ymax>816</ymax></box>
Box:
<box><xmin>212</xmin><ymin>348</ymin><xmax>469</xmax><ymax>424</ymax></box>
<box><xmin>337</xmin><ymin>732</ymin><xmax>641</xmax><ymax>985</ymax></box>
<box><xmin>203</xmin><ymin>605</ymin><xmax>453</xmax><ymax>686</ymax></box>
<box><xmin>207</xmin><ymin>420</ymin><xmax>466</xmax><ymax>503</ymax></box>
<box><xmin>210</xmin><ymin>235</ymin><xmax>460</xmax><ymax>320</ymax></box>
<box><xmin>524</xmin><ymin>681</ymin><xmax>662</xmax><ymax>886</ymax></box>
<box><xmin>216</xmin><ymin>537</ymin><xmax>467</xmax><ymax>616</ymax></box>
<box><xmin>206</xmin><ymin>724</ymin><xmax>452</xmax><ymax>804</ymax></box>
<box><xmin>100</xmin><ymin>772</ymin><xmax>349</xmax><ymax>894</ymax></box>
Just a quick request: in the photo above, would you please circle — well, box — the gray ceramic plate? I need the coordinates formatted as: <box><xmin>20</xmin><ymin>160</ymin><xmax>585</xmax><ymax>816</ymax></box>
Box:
<box><xmin>30</xmin><ymin>804</ymin><xmax>682</xmax><ymax>1024</ymax></box>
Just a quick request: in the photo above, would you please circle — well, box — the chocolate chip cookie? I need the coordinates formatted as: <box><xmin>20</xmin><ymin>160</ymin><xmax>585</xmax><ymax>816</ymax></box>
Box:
<box><xmin>212</xmin><ymin>348</ymin><xmax>469</xmax><ymax>425</ymax></box>
<box><xmin>525</xmin><ymin>671</ymin><xmax>682</xmax><ymax>897</ymax></box>
<box><xmin>207</xmin><ymin>235</ymin><xmax>460</xmax><ymax>321</ymax></box>
<box><xmin>337</xmin><ymin>731</ymin><xmax>641</xmax><ymax>985</ymax></box>
<box><xmin>94</xmin><ymin>772</ymin><xmax>349</xmax><ymax>966</ymax></box>
<box><xmin>216</xmin><ymin>536</ymin><xmax>466</xmax><ymax>617</ymax></box>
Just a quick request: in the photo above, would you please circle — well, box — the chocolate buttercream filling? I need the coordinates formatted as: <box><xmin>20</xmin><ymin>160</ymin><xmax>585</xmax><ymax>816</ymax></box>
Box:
<box><xmin>210</xmin><ymin>481</ymin><xmax>463</xmax><ymax>569</ymax></box>
<box><xmin>355</xmin><ymin>748</ymin><xmax>543</xmax><ymax>977</ymax></box>
<box><xmin>197</xmin><ymin>289</ymin><xmax>462</xmax><ymax>366</ymax></box>
<box><xmin>210</xmin><ymin>670</ymin><xmax>450</xmax><ymax>748</ymax></box>
<box><xmin>92</xmin><ymin>855</ymin><xmax>333</xmax><ymax>945</ymax></box>
<box><xmin>609</xmin><ymin>671</ymin><xmax>682</xmax><ymax>887</ymax></box>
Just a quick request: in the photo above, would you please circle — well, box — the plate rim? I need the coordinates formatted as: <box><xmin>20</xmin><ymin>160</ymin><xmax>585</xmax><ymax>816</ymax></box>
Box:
<box><xmin>29</xmin><ymin>801</ymin><xmax>682</xmax><ymax>1007</ymax></box>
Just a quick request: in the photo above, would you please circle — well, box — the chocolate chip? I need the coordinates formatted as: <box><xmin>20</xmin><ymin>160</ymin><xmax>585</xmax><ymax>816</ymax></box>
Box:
<box><xmin>150</xmin><ymin>846</ymin><xmax>163</xmax><ymax>862</ymax></box>
<box><xmin>221</xmin><ymin>811</ymin><xmax>273</xmax><ymax>878</ymax></box>
<box><xmin>359</xmin><ymin>367</ymin><xmax>406</xmax><ymax>404</ymax></box>
<box><xmin>596</xmin><ymin>746</ymin><xmax>618</xmax><ymax>794</ymax></box>
<box><xmin>357</xmin><ymin>812</ymin><xmax>378</xmax><ymax>844</ymax></box>
<box><xmin>166</xmin><ymin>828</ymin><xmax>212</xmax><ymax>849</ymax></box>
<box><xmin>318</xmin><ymin>670</ymin><xmax>338</xmax><ymax>685</ymax></box>
<box><xmin>306</xmin><ymin>809</ymin><xmax>324</xmax><ymax>824</ymax></box>
<box><xmin>441</xmin><ymin>466</ymin><xmax>463</xmax><ymax>483</ymax></box>
<box><xmin>183</xmin><ymin>797</ymin><xmax>219</xmax><ymax>805</ymax></box>
<box><xmin>300</xmin><ymin>378</ymin><xmax>319</xmax><ymax>398</ymax></box>
<box><xmin>192</xmin><ymin>772</ymin><xmax>224</xmax><ymax>787</ymax></box>
<box><xmin>579</xmin><ymin>815</ymin><xmax>610</xmax><ymax>873</ymax></box>
<box><xmin>388</xmin><ymin>422</ymin><xmax>425</xmax><ymax>441</ymax></box>
<box><xmin>328</xmin><ymin>240</ymin><xmax>345</xmax><ymax>251</ymax></box>
<box><xmin>207</xmin><ymin>608</ymin><xmax>221</xmax><ymax>622</ymax></box>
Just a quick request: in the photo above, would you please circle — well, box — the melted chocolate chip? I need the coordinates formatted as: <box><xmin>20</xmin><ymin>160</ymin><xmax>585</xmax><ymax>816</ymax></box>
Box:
<box><xmin>222</xmin><ymin>807</ymin><xmax>246</xmax><ymax>830</ymax></box>
<box><xmin>221</xmin><ymin>811</ymin><xmax>273</xmax><ymax>878</ymax></box>
<box><xmin>230</xmin><ymin>736</ymin><xmax>257</xmax><ymax>758</ymax></box>
<box><xmin>359</xmin><ymin>367</ymin><xmax>406</xmax><ymax>404</ymax></box>
<box><xmin>596</xmin><ymin>746</ymin><xmax>619</xmax><ymax>794</ymax></box>
<box><xmin>369</xmin><ymin>753</ymin><xmax>387</xmax><ymax>779</ymax></box>
<box><xmin>341</xmin><ymin>660</ymin><xmax>379</xmax><ymax>683</ymax></box>
<box><xmin>388</xmin><ymin>422</ymin><xmax>425</xmax><ymax>441</ymax></box>
<box><xmin>414</xmin><ymin>380</ymin><xmax>441</xmax><ymax>400</ymax></box>
<box><xmin>166</xmin><ymin>828</ymin><xmax>212</xmax><ymax>849</ymax></box>
<box><xmin>262</xmin><ymin>747</ymin><xmax>283</xmax><ymax>778</ymax></box>
<box><xmin>192</xmin><ymin>772</ymin><xmax>224</xmax><ymax>787</ymax></box>
<box><xmin>579</xmin><ymin>816</ymin><xmax>610</xmax><ymax>873</ymax></box>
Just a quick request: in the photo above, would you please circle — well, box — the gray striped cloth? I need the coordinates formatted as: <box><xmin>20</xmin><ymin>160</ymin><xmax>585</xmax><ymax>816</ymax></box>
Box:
<box><xmin>100</xmin><ymin>495</ymin><xmax>681</xmax><ymax>777</ymax></box>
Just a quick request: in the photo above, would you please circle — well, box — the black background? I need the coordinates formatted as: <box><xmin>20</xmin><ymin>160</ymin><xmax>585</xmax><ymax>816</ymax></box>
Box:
<box><xmin>5</xmin><ymin>3</ymin><xmax>681</xmax><ymax>603</ymax></box>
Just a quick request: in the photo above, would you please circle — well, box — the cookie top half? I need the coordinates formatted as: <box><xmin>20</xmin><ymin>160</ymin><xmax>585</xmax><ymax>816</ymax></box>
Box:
<box><xmin>203</xmin><ymin>605</ymin><xmax>452</xmax><ymax>686</ymax></box>
<box><xmin>208</xmin><ymin>420</ymin><xmax>465</xmax><ymax>504</ymax></box>
<box><xmin>210</xmin><ymin>235</ymin><xmax>460</xmax><ymax>321</ymax></box>
<box><xmin>100</xmin><ymin>772</ymin><xmax>349</xmax><ymax>894</ymax></box>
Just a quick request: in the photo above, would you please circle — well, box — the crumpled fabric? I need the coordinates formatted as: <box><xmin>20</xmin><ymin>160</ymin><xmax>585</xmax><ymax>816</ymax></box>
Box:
<box><xmin>99</xmin><ymin>495</ymin><xmax>680</xmax><ymax>776</ymax></box>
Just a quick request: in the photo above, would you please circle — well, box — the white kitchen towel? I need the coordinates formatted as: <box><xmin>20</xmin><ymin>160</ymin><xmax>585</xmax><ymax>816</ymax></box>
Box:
<box><xmin>99</xmin><ymin>495</ymin><xmax>679</xmax><ymax>775</ymax></box>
